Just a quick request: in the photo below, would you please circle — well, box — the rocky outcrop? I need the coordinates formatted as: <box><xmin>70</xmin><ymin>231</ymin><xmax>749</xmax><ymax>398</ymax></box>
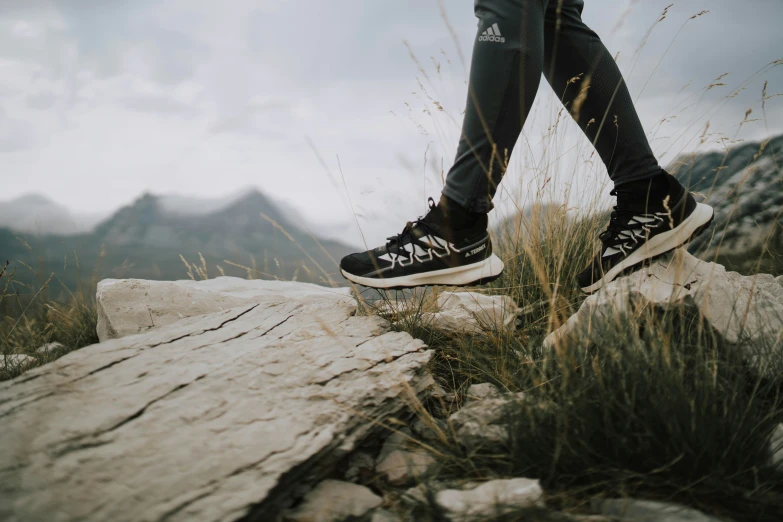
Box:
<box><xmin>376</xmin><ymin>450</ymin><xmax>438</xmax><ymax>486</ymax></box>
<box><xmin>96</xmin><ymin>276</ymin><xmax>351</xmax><ymax>341</ymax></box>
<box><xmin>464</xmin><ymin>382</ymin><xmax>502</xmax><ymax>403</ymax></box>
<box><xmin>370</xmin><ymin>427</ymin><xmax>439</xmax><ymax>486</ymax></box>
<box><xmin>448</xmin><ymin>392</ymin><xmax>528</xmax><ymax>453</ymax></box>
<box><xmin>671</xmin><ymin>134</ymin><xmax>783</xmax><ymax>272</ymax></box>
<box><xmin>435</xmin><ymin>478</ymin><xmax>543</xmax><ymax>522</ymax></box>
<box><xmin>284</xmin><ymin>480</ymin><xmax>382</xmax><ymax>522</ymax></box>
<box><xmin>419</xmin><ymin>292</ymin><xmax>521</xmax><ymax>334</ymax></box>
<box><xmin>546</xmin><ymin>250</ymin><xmax>783</xmax><ymax>377</ymax></box>
<box><xmin>0</xmin><ymin>279</ymin><xmax>433</xmax><ymax>522</ymax></box>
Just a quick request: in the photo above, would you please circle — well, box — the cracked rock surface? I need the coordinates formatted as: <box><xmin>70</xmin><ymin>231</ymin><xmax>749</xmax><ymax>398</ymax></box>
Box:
<box><xmin>1</xmin><ymin>280</ymin><xmax>432</xmax><ymax>522</ymax></box>
<box><xmin>96</xmin><ymin>276</ymin><xmax>351</xmax><ymax>341</ymax></box>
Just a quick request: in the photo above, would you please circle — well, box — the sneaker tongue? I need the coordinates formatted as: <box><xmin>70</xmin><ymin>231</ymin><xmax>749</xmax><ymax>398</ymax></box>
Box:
<box><xmin>411</xmin><ymin>221</ymin><xmax>442</xmax><ymax>240</ymax></box>
<box><xmin>385</xmin><ymin>222</ymin><xmax>431</xmax><ymax>251</ymax></box>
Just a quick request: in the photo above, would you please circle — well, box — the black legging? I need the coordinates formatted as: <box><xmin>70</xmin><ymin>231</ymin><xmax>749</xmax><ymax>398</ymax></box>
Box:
<box><xmin>442</xmin><ymin>0</ymin><xmax>666</xmax><ymax>213</ymax></box>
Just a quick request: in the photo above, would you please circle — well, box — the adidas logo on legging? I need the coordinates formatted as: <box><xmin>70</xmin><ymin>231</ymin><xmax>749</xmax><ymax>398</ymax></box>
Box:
<box><xmin>479</xmin><ymin>23</ymin><xmax>505</xmax><ymax>43</ymax></box>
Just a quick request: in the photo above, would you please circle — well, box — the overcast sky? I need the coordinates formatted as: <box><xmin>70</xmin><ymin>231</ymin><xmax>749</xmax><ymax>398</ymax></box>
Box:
<box><xmin>1</xmin><ymin>0</ymin><xmax>782</xmax><ymax>246</ymax></box>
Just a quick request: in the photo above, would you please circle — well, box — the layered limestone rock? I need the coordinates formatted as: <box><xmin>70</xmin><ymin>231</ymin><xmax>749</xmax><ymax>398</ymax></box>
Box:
<box><xmin>1</xmin><ymin>280</ymin><xmax>432</xmax><ymax>522</ymax></box>
<box><xmin>96</xmin><ymin>276</ymin><xmax>351</xmax><ymax>341</ymax></box>
<box><xmin>546</xmin><ymin>250</ymin><xmax>783</xmax><ymax>377</ymax></box>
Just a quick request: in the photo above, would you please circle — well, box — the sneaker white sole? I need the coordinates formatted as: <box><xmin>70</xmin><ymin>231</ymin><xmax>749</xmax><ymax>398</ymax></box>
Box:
<box><xmin>581</xmin><ymin>202</ymin><xmax>714</xmax><ymax>294</ymax></box>
<box><xmin>341</xmin><ymin>254</ymin><xmax>505</xmax><ymax>289</ymax></box>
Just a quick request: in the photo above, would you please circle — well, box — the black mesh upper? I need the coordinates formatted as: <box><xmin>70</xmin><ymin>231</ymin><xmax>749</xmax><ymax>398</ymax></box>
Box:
<box><xmin>339</xmin><ymin>198</ymin><xmax>494</xmax><ymax>281</ymax></box>
<box><xmin>577</xmin><ymin>179</ymin><xmax>698</xmax><ymax>290</ymax></box>
<box><xmin>339</xmin><ymin>246</ymin><xmax>392</xmax><ymax>277</ymax></box>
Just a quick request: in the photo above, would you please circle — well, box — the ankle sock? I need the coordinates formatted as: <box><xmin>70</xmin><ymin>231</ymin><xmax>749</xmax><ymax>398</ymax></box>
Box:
<box><xmin>616</xmin><ymin>173</ymin><xmax>674</xmax><ymax>208</ymax></box>
<box><xmin>437</xmin><ymin>194</ymin><xmax>487</xmax><ymax>231</ymax></box>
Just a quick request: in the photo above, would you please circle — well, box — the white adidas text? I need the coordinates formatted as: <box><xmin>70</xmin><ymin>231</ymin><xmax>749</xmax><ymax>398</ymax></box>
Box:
<box><xmin>479</xmin><ymin>23</ymin><xmax>505</xmax><ymax>43</ymax></box>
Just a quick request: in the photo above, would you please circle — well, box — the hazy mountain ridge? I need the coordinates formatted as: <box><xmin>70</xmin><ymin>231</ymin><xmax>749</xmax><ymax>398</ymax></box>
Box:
<box><xmin>669</xmin><ymin>133</ymin><xmax>783</xmax><ymax>273</ymax></box>
<box><xmin>0</xmin><ymin>194</ymin><xmax>107</xmax><ymax>236</ymax></box>
<box><xmin>3</xmin><ymin>134</ymin><xmax>780</xmax><ymax>300</ymax></box>
<box><xmin>0</xmin><ymin>187</ymin><xmax>323</xmax><ymax>238</ymax></box>
<box><xmin>0</xmin><ymin>189</ymin><xmax>355</xmax><ymax>295</ymax></box>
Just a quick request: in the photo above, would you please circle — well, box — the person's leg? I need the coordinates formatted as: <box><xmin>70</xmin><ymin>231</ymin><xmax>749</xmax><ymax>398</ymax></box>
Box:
<box><xmin>542</xmin><ymin>0</ymin><xmax>714</xmax><ymax>293</ymax></box>
<box><xmin>340</xmin><ymin>0</ymin><xmax>546</xmax><ymax>288</ymax></box>
<box><xmin>440</xmin><ymin>0</ymin><xmax>549</xmax><ymax>214</ymax></box>
<box><xmin>542</xmin><ymin>0</ymin><xmax>665</xmax><ymax>191</ymax></box>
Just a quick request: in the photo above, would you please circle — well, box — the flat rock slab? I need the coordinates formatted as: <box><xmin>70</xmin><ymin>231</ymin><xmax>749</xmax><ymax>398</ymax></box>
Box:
<box><xmin>96</xmin><ymin>276</ymin><xmax>351</xmax><ymax>341</ymax></box>
<box><xmin>1</xmin><ymin>281</ymin><xmax>431</xmax><ymax>522</ymax></box>
<box><xmin>419</xmin><ymin>292</ymin><xmax>521</xmax><ymax>335</ymax></box>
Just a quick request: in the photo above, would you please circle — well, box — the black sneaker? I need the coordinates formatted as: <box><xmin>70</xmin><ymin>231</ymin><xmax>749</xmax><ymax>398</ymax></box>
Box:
<box><xmin>339</xmin><ymin>198</ymin><xmax>504</xmax><ymax>289</ymax></box>
<box><xmin>577</xmin><ymin>174</ymin><xmax>714</xmax><ymax>294</ymax></box>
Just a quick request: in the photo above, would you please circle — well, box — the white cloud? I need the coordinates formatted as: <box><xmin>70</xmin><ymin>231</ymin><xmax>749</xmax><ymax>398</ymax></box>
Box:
<box><xmin>0</xmin><ymin>0</ymin><xmax>781</xmax><ymax>246</ymax></box>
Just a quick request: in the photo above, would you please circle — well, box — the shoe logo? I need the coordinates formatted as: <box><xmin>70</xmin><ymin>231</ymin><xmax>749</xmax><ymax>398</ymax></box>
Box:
<box><xmin>465</xmin><ymin>244</ymin><xmax>486</xmax><ymax>258</ymax></box>
<box><xmin>479</xmin><ymin>23</ymin><xmax>505</xmax><ymax>43</ymax></box>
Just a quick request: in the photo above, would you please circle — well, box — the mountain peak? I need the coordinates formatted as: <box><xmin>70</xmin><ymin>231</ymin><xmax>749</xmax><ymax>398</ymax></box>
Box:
<box><xmin>132</xmin><ymin>192</ymin><xmax>164</xmax><ymax>212</ymax></box>
<box><xmin>0</xmin><ymin>193</ymin><xmax>106</xmax><ymax>236</ymax></box>
<box><xmin>7</xmin><ymin>193</ymin><xmax>61</xmax><ymax>207</ymax></box>
<box><xmin>156</xmin><ymin>187</ymin><xmax>272</xmax><ymax>217</ymax></box>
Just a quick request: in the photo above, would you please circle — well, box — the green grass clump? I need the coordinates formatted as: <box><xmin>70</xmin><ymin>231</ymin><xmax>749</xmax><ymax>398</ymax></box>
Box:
<box><xmin>1</xmin><ymin>262</ymin><xmax>99</xmax><ymax>381</ymax></box>
<box><xmin>490</xmin><ymin>203</ymin><xmax>607</xmax><ymax>338</ymax></box>
<box><xmin>379</xmin><ymin>207</ymin><xmax>783</xmax><ymax>522</ymax></box>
